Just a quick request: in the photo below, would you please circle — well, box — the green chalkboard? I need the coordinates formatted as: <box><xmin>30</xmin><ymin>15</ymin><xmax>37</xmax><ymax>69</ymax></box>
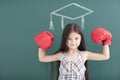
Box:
<box><xmin>0</xmin><ymin>0</ymin><xmax>120</xmax><ymax>80</ymax></box>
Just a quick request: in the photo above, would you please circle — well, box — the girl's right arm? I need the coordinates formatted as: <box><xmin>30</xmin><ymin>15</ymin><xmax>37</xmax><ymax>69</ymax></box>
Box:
<box><xmin>38</xmin><ymin>48</ymin><xmax>62</xmax><ymax>62</ymax></box>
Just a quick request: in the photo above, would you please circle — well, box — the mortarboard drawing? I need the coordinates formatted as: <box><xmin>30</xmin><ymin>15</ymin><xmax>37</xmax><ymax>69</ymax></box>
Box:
<box><xmin>49</xmin><ymin>3</ymin><xmax>94</xmax><ymax>30</ymax></box>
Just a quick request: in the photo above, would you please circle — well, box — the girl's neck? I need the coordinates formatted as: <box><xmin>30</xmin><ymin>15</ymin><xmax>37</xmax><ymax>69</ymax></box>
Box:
<box><xmin>67</xmin><ymin>49</ymin><xmax>79</xmax><ymax>54</ymax></box>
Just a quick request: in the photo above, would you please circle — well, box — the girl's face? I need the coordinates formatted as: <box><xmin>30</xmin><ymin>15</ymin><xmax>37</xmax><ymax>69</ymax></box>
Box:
<box><xmin>66</xmin><ymin>32</ymin><xmax>81</xmax><ymax>50</ymax></box>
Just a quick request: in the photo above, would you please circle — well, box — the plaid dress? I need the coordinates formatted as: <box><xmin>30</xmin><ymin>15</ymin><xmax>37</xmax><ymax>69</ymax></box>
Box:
<box><xmin>58</xmin><ymin>51</ymin><xmax>86</xmax><ymax>80</ymax></box>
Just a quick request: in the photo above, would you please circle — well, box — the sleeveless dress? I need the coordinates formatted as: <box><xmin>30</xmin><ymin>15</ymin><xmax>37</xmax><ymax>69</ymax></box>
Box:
<box><xmin>58</xmin><ymin>51</ymin><xmax>86</xmax><ymax>80</ymax></box>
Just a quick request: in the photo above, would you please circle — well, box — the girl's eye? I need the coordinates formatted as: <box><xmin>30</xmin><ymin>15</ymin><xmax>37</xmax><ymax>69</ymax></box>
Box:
<box><xmin>75</xmin><ymin>38</ymin><xmax>79</xmax><ymax>40</ymax></box>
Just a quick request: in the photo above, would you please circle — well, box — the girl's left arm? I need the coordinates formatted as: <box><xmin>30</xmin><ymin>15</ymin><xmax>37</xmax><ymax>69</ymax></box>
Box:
<box><xmin>85</xmin><ymin>45</ymin><xmax>110</xmax><ymax>60</ymax></box>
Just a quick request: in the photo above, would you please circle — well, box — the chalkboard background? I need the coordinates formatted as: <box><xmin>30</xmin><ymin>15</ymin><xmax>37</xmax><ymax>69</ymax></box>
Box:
<box><xmin>0</xmin><ymin>0</ymin><xmax>120</xmax><ymax>80</ymax></box>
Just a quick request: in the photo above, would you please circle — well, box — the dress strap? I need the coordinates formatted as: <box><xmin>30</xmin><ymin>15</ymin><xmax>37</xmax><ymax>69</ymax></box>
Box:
<box><xmin>78</xmin><ymin>51</ymin><xmax>86</xmax><ymax>64</ymax></box>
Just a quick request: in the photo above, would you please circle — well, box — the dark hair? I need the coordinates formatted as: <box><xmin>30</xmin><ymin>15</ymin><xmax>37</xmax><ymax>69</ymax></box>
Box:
<box><xmin>50</xmin><ymin>23</ymin><xmax>90</xmax><ymax>80</ymax></box>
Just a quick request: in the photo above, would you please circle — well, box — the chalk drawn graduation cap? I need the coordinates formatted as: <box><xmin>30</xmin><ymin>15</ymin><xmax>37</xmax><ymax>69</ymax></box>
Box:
<box><xmin>49</xmin><ymin>3</ymin><xmax>94</xmax><ymax>30</ymax></box>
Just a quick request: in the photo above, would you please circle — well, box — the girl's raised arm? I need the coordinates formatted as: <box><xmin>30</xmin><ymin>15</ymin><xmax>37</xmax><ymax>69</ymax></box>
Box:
<box><xmin>38</xmin><ymin>48</ymin><xmax>62</xmax><ymax>62</ymax></box>
<box><xmin>85</xmin><ymin>45</ymin><xmax>110</xmax><ymax>60</ymax></box>
<box><xmin>34</xmin><ymin>31</ymin><xmax>61</xmax><ymax>62</ymax></box>
<box><xmin>85</xmin><ymin>27</ymin><xmax>112</xmax><ymax>61</ymax></box>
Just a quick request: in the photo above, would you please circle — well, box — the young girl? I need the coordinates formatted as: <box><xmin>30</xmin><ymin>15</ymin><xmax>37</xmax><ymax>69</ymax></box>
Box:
<box><xmin>37</xmin><ymin>23</ymin><xmax>112</xmax><ymax>80</ymax></box>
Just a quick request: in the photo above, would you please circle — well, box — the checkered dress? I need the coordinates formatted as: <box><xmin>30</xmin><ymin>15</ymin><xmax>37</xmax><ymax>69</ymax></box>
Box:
<box><xmin>58</xmin><ymin>51</ymin><xmax>86</xmax><ymax>80</ymax></box>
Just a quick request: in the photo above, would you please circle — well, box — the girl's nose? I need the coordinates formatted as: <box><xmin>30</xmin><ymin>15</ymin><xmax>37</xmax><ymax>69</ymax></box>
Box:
<box><xmin>71</xmin><ymin>39</ymin><xmax>75</xmax><ymax>43</ymax></box>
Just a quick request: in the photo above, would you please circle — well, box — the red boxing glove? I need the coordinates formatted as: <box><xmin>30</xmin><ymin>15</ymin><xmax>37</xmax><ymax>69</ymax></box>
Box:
<box><xmin>34</xmin><ymin>31</ymin><xmax>54</xmax><ymax>50</ymax></box>
<box><xmin>91</xmin><ymin>27</ymin><xmax>112</xmax><ymax>46</ymax></box>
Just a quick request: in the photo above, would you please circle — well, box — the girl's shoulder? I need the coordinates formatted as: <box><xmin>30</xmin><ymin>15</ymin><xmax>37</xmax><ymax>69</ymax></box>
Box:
<box><xmin>80</xmin><ymin>50</ymin><xmax>88</xmax><ymax>55</ymax></box>
<box><xmin>56</xmin><ymin>51</ymin><xmax>66</xmax><ymax>61</ymax></box>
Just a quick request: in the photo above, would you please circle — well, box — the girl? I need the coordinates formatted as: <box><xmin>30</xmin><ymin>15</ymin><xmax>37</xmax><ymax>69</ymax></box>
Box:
<box><xmin>38</xmin><ymin>23</ymin><xmax>111</xmax><ymax>80</ymax></box>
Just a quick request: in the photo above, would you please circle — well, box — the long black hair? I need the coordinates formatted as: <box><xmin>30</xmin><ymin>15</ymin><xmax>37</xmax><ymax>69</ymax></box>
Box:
<box><xmin>50</xmin><ymin>23</ymin><xmax>90</xmax><ymax>80</ymax></box>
